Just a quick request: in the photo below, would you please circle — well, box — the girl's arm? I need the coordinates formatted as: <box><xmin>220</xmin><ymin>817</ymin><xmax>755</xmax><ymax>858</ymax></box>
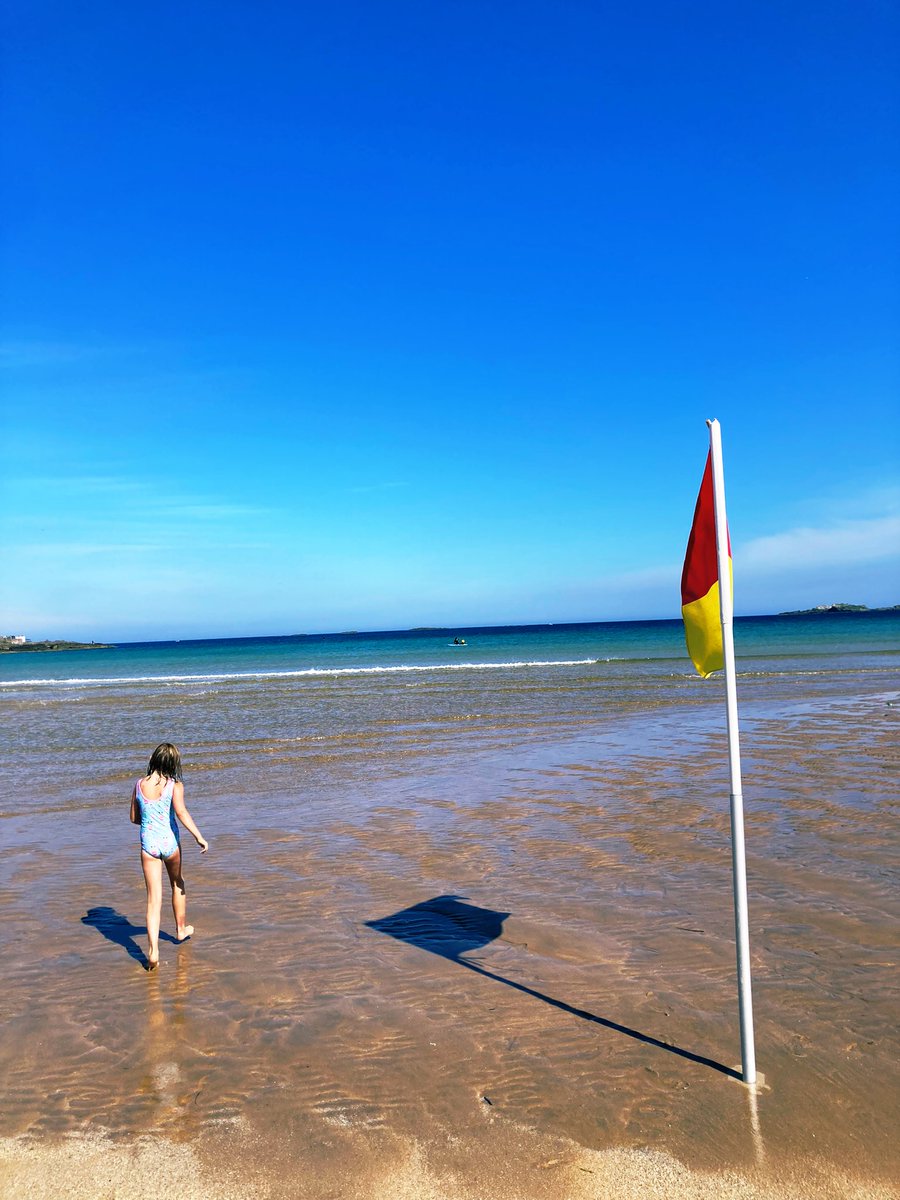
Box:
<box><xmin>130</xmin><ymin>784</ymin><xmax>140</xmax><ymax>824</ymax></box>
<box><xmin>172</xmin><ymin>781</ymin><xmax>208</xmax><ymax>852</ymax></box>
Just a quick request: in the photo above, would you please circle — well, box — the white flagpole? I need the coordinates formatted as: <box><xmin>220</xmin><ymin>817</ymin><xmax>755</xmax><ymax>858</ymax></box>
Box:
<box><xmin>707</xmin><ymin>418</ymin><xmax>757</xmax><ymax>1085</ymax></box>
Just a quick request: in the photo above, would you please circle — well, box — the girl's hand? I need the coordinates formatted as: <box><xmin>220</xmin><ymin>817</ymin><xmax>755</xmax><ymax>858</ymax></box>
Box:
<box><xmin>196</xmin><ymin>836</ymin><xmax>209</xmax><ymax>854</ymax></box>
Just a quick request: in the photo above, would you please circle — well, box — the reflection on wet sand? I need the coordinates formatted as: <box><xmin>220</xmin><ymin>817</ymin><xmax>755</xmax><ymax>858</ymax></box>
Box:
<box><xmin>143</xmin><ymin>952</ymin><xmax>196</xmax><ymax>1121</ymax></box>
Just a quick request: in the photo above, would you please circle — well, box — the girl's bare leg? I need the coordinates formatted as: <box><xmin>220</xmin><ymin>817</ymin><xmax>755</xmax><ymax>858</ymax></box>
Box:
<box><xmin>141</xmin><ymin>851</ymin><xmax>163</xmax><ymax>968</ymax></box>
<box><xmin>164</xmin><ymin>848</ymin><xmax>193</xmax><ymax>941</ymax></box>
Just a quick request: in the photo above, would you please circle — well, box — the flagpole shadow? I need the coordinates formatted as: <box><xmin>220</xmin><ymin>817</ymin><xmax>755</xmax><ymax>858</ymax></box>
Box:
<box><xmin>366</xmin><ymin>894</ymin><xmax>740</xmax><ymax>1081</ymax></box>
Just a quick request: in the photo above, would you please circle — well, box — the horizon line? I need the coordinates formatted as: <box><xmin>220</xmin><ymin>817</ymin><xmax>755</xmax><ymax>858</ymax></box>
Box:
<box><xmin>25</xmin><ymin>604</ymin><xmax>895</xmax><ymax>649</ymax></box>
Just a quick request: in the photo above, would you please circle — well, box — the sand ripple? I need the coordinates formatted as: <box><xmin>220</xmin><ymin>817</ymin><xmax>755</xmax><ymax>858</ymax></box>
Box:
<box><xmin>1</xmin><ymin>667</ymin><xmax>898</xmax><ymax>1197</ymax></box>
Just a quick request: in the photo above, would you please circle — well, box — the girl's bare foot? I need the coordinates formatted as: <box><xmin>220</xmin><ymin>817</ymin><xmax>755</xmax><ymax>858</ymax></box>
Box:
<box><xmin>176</xmin><ymin>925</ymin><xmax>194</xmax><ymax>942</ymax></box>
<box><xmin>147</xmin><ymin>953</ymin><xmax>159</xmax><ymax>971</ymax></box>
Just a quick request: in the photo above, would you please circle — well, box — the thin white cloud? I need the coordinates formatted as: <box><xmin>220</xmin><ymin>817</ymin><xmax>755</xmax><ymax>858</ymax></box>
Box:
<box><xmin>17</xmin><ymin>542</ymin><xmax>167</xmax><ymax>557</ymax></box>
<box><xmin>600</xmin><ymin>564</ymin><xmax>677</xmax><ymax>590</ymax></box>
<box><xmin>739</xmin><ymin>514</ymin><xmax>900</xmax><ymax>573</ymax></box>
<box><xmin>156</xmin><ymin>502</ymin><xmax>271</xmax><ymax>520</ymax></box>
<box><xmin>0</xmin><ymin>341</ymin><xmax>147</xmax><ymax>368</ymax></box>
<box><xmin>13</xmin><ymin>475</ymin><xmax>143</xmax><ymax>495</ymax></box>
<box><xmin>5</xmin><ymin>474</ymin><xmax>274</xmax><ymax>530</ymax></box>
<box><xmin>553</xmin><ymin>504</ymin><xmax>900</xmax><ymax>619</ymax></box>
<box><xmin>0</xmin><ymin>341</ymin><xmax>93</xmax><ymax>367</ymax></box>
<box><xmin>798</xmin><ymin>483</ymin><xmax>900</xmax><ymax>524</ymax></box>
<box><xmin>346</xmin><ymin>481</ymin><xmax>410</xmax><ymax>495</ymax></box>
<box><xmin>13</xmin><ymin>537</ymin><xmax>274</xmax><ymax>560</ymax></box>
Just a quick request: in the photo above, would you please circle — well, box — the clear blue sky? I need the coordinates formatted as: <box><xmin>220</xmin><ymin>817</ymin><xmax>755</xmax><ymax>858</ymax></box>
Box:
<box><xmin>2</xmin><ymin>2</ymin><xmax>898</xmax><ymax>640</ymax></box>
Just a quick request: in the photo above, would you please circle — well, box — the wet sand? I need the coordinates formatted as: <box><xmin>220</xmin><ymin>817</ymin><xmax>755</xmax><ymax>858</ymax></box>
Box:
<box><xmin>1</xmin><ymin>684</ymin><xmax>898</xmax><ymax>1198</ymax></box>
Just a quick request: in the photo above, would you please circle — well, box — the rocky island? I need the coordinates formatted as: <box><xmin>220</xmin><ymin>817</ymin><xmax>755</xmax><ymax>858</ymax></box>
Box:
<box><xmin>0</xmin><ymin>636</ymin><xmax>112</xmax><ymax>653</ymax></box>
<box><xmin>779</xmin><ymin>603</ymin><xmax>900</xmax><ymax>615</ymax></box>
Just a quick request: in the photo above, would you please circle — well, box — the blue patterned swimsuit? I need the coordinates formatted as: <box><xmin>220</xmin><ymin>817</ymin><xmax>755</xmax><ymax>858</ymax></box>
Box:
<box><xmin>137</xmin><ymin>777</ymin><xmax>180</xmax><ymax>859</ymax></box>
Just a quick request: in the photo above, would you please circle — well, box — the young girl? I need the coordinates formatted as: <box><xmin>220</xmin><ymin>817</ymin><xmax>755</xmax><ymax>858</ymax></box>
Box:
<box><xmin>130</xmin><ymin>743</ymin><xmax>208</xmax><ymax>969</ymax></box>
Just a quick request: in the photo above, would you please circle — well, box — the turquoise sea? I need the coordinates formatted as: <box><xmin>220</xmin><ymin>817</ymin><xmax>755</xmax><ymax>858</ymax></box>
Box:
<box><xmin>2</xmin><ymin>612</ymin><xmax>897</xmax><ymax>817</ymax></box>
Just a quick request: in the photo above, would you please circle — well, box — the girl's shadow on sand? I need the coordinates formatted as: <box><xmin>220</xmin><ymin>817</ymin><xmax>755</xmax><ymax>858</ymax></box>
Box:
<box><xmin>82</xmin><ymin>906</ymin><xmax>177</xmax><ymax>967</ymax></box>
<box><xmin>366</xmin><ymin>894</ymin><xmax>740</xmax><ymax>1081</ymax></box>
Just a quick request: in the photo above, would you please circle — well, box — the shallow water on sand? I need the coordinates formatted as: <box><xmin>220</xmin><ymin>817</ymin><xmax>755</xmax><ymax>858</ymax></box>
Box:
<box><xmin>1</xmin><ymin>621</ymin><xmax>899</xmax><ymax>1197</ymax></box>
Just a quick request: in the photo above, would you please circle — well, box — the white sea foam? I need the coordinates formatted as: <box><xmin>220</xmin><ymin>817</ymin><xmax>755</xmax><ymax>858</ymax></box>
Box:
<box><xmin>0</xmin><ymin>658</ymin><xmax>599</xmax><ymax>689</ymax></box>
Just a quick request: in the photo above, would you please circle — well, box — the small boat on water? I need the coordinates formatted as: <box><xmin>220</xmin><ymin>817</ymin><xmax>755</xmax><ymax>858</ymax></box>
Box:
<box><xmin>449</xmin><ymin>637</ymin><xmax>467</xmax><ymax>646</ymax></box>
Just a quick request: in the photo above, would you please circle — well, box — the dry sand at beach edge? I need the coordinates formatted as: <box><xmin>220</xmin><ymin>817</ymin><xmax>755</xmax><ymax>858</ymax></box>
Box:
<box><xmin>2</xmin><ymin>1127</ymin><xmax>898</xmax><ymax>1200</ymax></box>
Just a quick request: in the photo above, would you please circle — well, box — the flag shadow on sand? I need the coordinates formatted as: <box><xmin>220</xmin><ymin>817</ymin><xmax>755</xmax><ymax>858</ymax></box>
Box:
<box><xmin>366</xmin><ymin>894</ymin><xmax>739</xmax><ymax>1081</ymax></box>
<box><xmin>82</xmin><ymin>906</ymin><xmax>178</xmax><ymax>968</ymax></box>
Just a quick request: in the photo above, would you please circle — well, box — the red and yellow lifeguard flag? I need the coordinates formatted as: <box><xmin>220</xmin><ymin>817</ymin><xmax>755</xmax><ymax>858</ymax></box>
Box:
<box><xmin>681</xmin><ymin>451</ymin><xmax>731</xmax><ymax>677</ymax></box>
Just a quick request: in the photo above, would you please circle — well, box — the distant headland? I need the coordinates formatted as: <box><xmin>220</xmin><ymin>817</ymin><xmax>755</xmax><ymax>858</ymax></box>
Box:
<box><xmin>0</xmin><ymin>636</ymin><xmax>112</xmax><ymax>653</ymax></box>
<box><xmin>778</xmin><ymin>603</ymin><xmax>900</xmax><ymax>616</ymax></box>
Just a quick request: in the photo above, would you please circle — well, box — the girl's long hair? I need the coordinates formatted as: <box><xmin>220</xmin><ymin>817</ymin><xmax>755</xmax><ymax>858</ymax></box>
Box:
<box><xmin>147</xmin><ymin>742</ymin><xmax>183</xmax><ymax>781</ymax></box>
